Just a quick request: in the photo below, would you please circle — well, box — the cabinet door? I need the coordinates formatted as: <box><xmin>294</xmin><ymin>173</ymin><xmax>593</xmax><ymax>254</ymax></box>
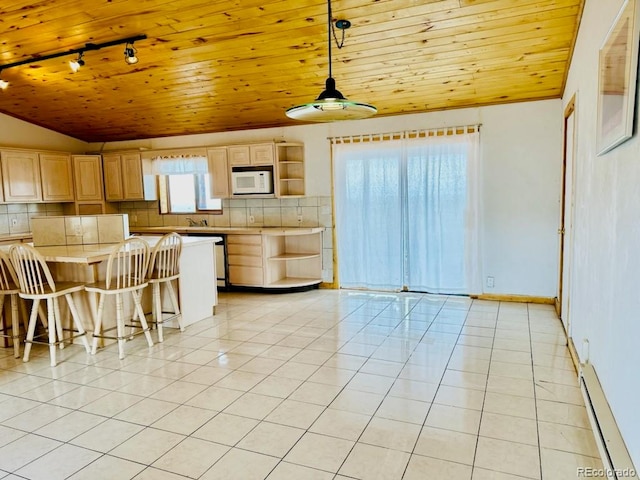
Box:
<box><xmin>0</xmin><ymin>150</ymin><xmax>42</xmax><ymax>202</ymax></box>
<box><xmin>207</xmin><ymin>148</ymin><xmax>229</xmax><ymax>198</ymax></box>
<box><xmin>72</xmin><ymin>155</ymin><xmax>104</xmax><ymax>201</ymax></box>
<box><xmin>228</xmin><ymin>146</ymin><xmax>251</xmax><ymax>166</ymax></box>
<box><xmin>121</xmin><ymin>153</ymin><xmax>144</xmax><ymax>200</ymax></box>
<box><xmin>103</xmin><ymin>154</ymin><xmax>124</xmax><ymax>201</ymax></box>
<box><xmin>250</xmin><ymin>144</ymin><xmax>274</xmax><ymax>165</ymax></box>
<box><xmin>40</xmin><ymin>153</ymin><xmax>74</xmax><ymax>202</ymax></box>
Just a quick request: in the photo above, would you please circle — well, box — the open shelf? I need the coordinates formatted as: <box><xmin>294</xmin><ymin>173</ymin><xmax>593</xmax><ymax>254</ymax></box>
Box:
<box><xmin>266</xmin><ymin>277</ymin><xmax>322</xmax><ymax>288</ymax></box>
<box><xmin>269</xmin><ymin>252</ymin><xmax>321</xmax><ymax>261</ymax></box>
<box><xmin>276</xmin><ymin>143</ymin><xmax>305</xmax><ymax>198</ymax></box>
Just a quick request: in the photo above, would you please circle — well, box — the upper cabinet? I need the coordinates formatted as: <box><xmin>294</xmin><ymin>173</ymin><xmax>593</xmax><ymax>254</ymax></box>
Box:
<box><xmin>228</xmin><ymin>143</ymin><xmax>274</xmax><ymax>166</ymax></box>
<box><xmin>207</xmin><ymin>147</ymin><xmax>230</xmax><ymax>199</ymax></box>
<box><xmin>40</xmin><ymin>153</ymin><xmax>74</xmax><ymax>202</ymax></box>
<box><xmin>0</xmin><ymin>149</ymin><xmax>74</xmax><ymax>203</ymax></box>
<box><xmin>1</xmin><ymin>150</ymin><xmax>42</xmax><ymax>202</ymax></box>
<box><xmin>103</xmin><ymin>152</ymin><xmax>156</xmax><ymax>201</ymax></box>
<box><xmin>72</xmin><ymin>155</ymin><xmax>104</xmax><ymax>201</ymax></box>
<box><xmin>275</xmin><ymin>143</ymin><xmax>305</xmax><ymax>197</ymax></box>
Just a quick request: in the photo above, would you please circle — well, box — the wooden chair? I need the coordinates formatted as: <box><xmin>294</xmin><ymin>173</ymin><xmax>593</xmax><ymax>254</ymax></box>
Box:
<box><xmin>85</xmin><ymin>237</ymin><xmax>154</xmax><ymax>359</ymax></box>
<box><xmin>147</xmin><ymin>232</ymin><xmax>184</xmax><ymax>342</ymax></box>
<box><xmin>8</xmin><ymin>244</ymin><xmax>91</xmax><ymax>367</ymax></box>
<box><xmin>0</xmin><ymin>251</ymin><xmax>29</xmax><ymax>358</ymax></box>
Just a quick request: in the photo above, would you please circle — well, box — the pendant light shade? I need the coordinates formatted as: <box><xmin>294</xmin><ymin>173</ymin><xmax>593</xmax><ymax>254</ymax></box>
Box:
<box><xmin>286</xmin><ymin>0</ymin><xmax>376</xmax><ymax>122</ymax></box>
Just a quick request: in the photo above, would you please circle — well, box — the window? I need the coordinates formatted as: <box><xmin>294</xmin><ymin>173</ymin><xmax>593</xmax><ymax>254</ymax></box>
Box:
<box><xmin>158</xmin><ymin>174</ymin><xmax>222</xmax><ymax>214</ymax></box>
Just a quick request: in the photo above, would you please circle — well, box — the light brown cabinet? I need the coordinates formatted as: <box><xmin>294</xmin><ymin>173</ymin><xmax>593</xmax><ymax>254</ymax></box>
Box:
<box><xmin>0</xmin><ymin>149</ymin><xmax>42</xmax><ymax>202</ymax></box>
<box><xmin>228</xmin><ymin>143</ymin><xmax>274</xmax><ymax>166</ymax></box>
<box><xmin>0</xmin><ymin>149</ymin><xmax>75</xmax><ymax>203</ymax></box>
<box><xmin>63</xmin><ymin>154</ymin><xmax>110</xmax><ymax>215</ymax></box>
<box><xmin>207</xmin><ymin>147</ymin><xmax>230</xmax><ymax>198</ymax></box>
<box><xmin>40</xmin><ymin>153</ymin><xmax>74</xmax><ymax>202</ymax></box>
<box><xmin>226</xmin><ymin>229</ymin><xmax>323</xmax><ymax>288</ymax></box>
<box><xmin>72</xmin><ymin>155</ymin><xmax>104</xmax><ymax>201</ymax></box>
<box><xmin>103</xmin><ymin>152</ymin><xmax>154</xmax><ymax>201</ymax></box>
<box><xmin>227</xmin><ymin>234</ymin><xmax>264</xmax><ymax>286</ymax></box>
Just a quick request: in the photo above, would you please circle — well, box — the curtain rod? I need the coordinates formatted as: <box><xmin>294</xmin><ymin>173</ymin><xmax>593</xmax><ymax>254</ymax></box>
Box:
<box><xmin>328</xmin><ymin>124</ymin><xmax>481</xmax><ymax>144</ymax></box>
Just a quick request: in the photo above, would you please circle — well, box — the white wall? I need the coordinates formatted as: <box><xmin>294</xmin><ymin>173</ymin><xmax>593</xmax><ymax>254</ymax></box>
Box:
<box><xmin>91</xmin><ymin>99</ymin><xmax>563</xmax><ymax>297</ymax></box>
<box><xmin>0</xmin><ymin>112</ymin><xmax>87</xmax><ymax>152</ymax></box>
<box><xmin>563</xmin><ymin>0</ymin><xmax>640</xmax><ymax>467</ymax></box>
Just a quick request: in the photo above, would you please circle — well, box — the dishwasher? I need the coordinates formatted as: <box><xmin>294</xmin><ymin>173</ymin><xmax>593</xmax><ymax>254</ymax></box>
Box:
<box><xmin>187</xmin><ymin>233</ymin><xmax>227</xmax><ymax>288</ymax></box>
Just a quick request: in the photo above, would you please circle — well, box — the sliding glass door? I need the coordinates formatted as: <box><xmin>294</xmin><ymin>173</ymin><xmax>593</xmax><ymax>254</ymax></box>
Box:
<box><xmin>334</xmin><ymin>130</ymin><xmax>480</xmax><ymax>294</ymax></box>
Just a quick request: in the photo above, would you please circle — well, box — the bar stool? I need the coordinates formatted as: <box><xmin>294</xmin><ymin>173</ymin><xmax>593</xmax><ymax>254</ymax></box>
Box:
<box><xmin>85</xmin><ymin>237</ymin><xmax>154</xmax><ymax>359</ymax></box>
<box><xmin>147</xmin><ymin>232</ymin><xmax>184</xmax><ymax>342</ymax></box>
<box><xmin>8</xmin><ymin>244</ymin><xmax>91</xmax><ymax>367</ymax></box>
<box><xmin>0</xmin><ymin>251</ymin><xmax>28</xmax><ymax>358</ymax></box>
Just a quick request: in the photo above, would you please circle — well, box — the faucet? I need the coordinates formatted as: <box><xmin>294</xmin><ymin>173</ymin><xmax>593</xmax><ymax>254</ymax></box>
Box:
<box><xmin>199</xmin><ymin>219</ymin><xmax>208</xmax><ymax>227</ymax></box>
<box><xmin>186</xmin><ymin>217</ymin><xmax>198</xmax><ymax>227</ymax></box>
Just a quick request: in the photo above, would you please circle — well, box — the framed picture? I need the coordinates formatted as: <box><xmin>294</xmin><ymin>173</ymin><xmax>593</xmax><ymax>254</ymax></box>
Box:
<box><xmin>596</xmin><ymin>0</ymin><xmax>640</xmax><ymax>156</ymax></box>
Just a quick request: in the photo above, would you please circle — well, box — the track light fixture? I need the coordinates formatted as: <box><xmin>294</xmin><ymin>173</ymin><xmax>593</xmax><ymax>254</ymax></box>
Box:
<box><xmin>69</xmin><ymin>52</ymin><xmax>85</xmax><ymax>73</ymax></box>
<box><xmin>124</xmin><ymin>42</ymin><xmax>139</xmax><ymax>65</ymax></box>
<box><xmin>0</xmin><ymin>34</ymin><xmax>147</xmax><ymax>89</ymax></box>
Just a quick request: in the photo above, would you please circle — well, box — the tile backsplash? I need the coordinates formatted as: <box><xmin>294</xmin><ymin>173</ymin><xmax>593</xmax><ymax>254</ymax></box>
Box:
<box><xmin>0</xmin><ymin>198</ymin><xmax>336</xmax><ymax>283</ymax></box>
<box><xmin>119</xmin><ymin>196</ymin><xmax>335</xmax><ymax>283</ymax></box>
<box><xmin>0</xmin><ymin>203</ymin><xmax>65</xmax><ymax>235</ymax></box>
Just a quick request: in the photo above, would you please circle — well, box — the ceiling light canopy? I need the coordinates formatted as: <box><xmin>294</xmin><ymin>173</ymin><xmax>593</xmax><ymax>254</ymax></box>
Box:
<box><xmin>124</xmin><ymin>43</ymin><xmax>139</xmax><ymax>65</ymax></box>
<box><xmin>0</xmin><ymin>34</ymin><xmax>146</xmax><ymax>89</ymax></box>
<box><xmin>286</xmin><ymin>0</ymin><xmax>376</xmax><ymax>122</ymax></box>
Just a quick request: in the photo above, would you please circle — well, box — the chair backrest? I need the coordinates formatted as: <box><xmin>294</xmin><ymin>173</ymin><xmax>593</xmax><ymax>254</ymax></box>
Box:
<box><xmin>148</xmin><ymin>232</ymin><xmax>182</xmax><ymax>281</ymax></box>
<box><xmin>8</xmin><ymin>244</ymin><xmax>58</xmax><ymax>295</ymax></box>
<box><xmin>105</xmin><ymin>237</ymin><xmax>150</xmax><ymax>290</ymax></box>
<box><xmin>0</xmin><ymin>250</ymin><xmax>20</xmax><ymax>292</ymax></box>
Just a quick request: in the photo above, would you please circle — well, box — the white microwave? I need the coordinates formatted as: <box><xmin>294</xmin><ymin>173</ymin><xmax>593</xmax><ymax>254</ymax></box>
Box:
<box><xmin>231</xmin><ymin>169</ymin><xmax>273</xmax><ymax>195</ymax></box>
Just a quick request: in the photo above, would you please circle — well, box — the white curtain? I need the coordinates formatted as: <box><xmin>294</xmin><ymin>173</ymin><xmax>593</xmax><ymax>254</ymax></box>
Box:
<box><xmin>151</xmin><ymin>155</ymin><xmax>208</xmax><ymax>174</ymax></box>
<box><xmin>333</xmin><ymin>129</ymin><xmax>481</xmax><ymax>294</ymax></box>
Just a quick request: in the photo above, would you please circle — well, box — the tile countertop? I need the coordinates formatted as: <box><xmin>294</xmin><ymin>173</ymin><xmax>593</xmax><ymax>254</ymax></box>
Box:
<box><xmin>0</xmin><ymin>235</ymin><xmax>222</xmax><ymax>264</ymax></box>
<box><xmin>0</xmin><ymin>233</ymin><xmax>34</xmax><ymax>243</ymax></box>
<box><xmin>130</xmin><ymin>226</ymin><xmax>324</xmax><ymax>236</ymax></box>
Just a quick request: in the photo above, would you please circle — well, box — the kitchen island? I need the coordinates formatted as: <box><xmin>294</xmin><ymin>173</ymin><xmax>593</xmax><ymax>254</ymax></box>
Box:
<box><xmin>5</xmin><ymin>235</ymin><xmax>222</xmax><ymax>332</ymax></box>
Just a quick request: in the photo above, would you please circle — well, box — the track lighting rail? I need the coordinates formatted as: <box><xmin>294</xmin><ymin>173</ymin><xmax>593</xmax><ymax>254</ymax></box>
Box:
<box><xmin>0</xmin><ymin>34</ymin><xmax>147</xmax><ymax>72</ymax></box>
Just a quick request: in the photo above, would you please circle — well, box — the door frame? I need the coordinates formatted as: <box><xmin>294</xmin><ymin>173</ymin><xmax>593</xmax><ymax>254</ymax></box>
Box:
<box><xmin>556</xmin><ymin>94</ymin><xmax>577</xmax><ymax>327</ymax></box>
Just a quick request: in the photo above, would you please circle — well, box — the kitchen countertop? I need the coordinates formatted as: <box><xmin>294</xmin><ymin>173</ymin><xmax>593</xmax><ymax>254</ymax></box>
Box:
<box><xmin>131</xmin><ymin>226</ymin><xmax>324</xmax><ymax>236</ymax></box>
<box><xmin>0</xmin><ymin>235</ymin><xmax>221</xmax><ymax>264</ymax></box>
<box><xmin>0</xmin><ymin>233</ymin><xmax>34</xmax><ymax>242</ymax></box>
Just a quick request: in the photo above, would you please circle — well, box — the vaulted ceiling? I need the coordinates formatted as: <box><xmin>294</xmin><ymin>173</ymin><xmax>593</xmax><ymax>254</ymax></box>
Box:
<box><xmin>0</xmin><ymin>0</ymin><xmax>584</xmax><ymax>143</ymax></box>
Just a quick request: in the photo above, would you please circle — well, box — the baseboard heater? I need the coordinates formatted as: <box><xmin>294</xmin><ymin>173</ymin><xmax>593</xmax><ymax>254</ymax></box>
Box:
<box><xmin>579</xmin><ymin>363</ymin><xmax>638</xmax><ymax>479</ymax></box>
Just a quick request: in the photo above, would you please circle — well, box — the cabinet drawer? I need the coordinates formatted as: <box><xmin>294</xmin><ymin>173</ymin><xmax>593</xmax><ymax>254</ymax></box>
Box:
<box><xmin>227</xmin><ymin>234</ymin><xmax>262</xmax><ymax>246</ymax></box>
<box><xmin>227</xmin><ymin>243</ymin><xmax>262</xmax><ymax>256</ymax></box>
<box><xmin>228</xmin><ymin>254</ymin><xmax>262</xmax><ymax>267</ymax></box>
<box><xmin>229</xmin><ymin>265</ymin><xmax>263</xmax><ymax>286</ymax></box>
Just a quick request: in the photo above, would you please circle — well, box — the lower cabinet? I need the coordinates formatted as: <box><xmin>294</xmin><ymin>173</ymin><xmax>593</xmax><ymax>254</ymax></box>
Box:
<box><xmin>227</xmin><ymin>234</ymin><xmax>264</xmax><ymax>286</ymax></box>
<box><xmin>227</xmin><ymin>229</ymin><xmax>323</xmax><ymax>288</ymax></box>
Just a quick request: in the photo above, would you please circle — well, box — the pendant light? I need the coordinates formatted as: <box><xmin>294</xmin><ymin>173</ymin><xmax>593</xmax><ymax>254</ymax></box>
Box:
<box><xmin>286</xmin><ymin>0</ymin><xmax>376</xmax><ymax>122</ymax></box>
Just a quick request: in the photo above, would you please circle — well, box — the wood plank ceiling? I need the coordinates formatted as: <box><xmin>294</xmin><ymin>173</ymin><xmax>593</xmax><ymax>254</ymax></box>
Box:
<box><xmin>0</xmin><ymin>0</ymin><xmax>584</xmax><ymax>143</ymax></box>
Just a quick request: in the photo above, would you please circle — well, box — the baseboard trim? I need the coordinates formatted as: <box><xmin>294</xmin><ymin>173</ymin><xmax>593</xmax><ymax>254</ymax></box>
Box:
<box><xmin>470</xmin><ymin>293</ymin><xmax>555</xmax><ymax>304</ymax></box>
<box><xmin>580</xmin><ymin>363</ymin><xmax>638</xmax><ymax>479</ymax></box>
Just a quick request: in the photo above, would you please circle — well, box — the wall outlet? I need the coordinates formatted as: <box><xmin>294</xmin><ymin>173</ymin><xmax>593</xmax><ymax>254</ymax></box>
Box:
<box><xmin>10</xmin><ymin>217</ymin><xmax>17</xmax><ymax>227</ymax></box>
<box><xmin>248</xmin><ymin>215</ymin><xmax>255</xmax><ymax>224</ymax></box>
<box><xmin>297</xmin><ymin>215</ymin><xmax>303</xmax><ymax>223</ymax></box>
<box><xmin>486</xmin><ymin>276</ymin><xmax>495</xmax><ymax>288</ymax></box>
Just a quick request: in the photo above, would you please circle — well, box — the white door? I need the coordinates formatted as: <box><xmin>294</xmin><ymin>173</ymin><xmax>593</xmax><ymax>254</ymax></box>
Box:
<box><xmin>559</xmin><ymin>98</ymin><xmax>577</xmax><ymax>333</ymax></box>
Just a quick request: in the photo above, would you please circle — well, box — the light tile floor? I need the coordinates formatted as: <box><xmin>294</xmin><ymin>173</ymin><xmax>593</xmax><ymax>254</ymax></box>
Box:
<box><xmin>0</xmin><ymin>290</ymin><xmax>603</xmax><ymax>479</ymax></box>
